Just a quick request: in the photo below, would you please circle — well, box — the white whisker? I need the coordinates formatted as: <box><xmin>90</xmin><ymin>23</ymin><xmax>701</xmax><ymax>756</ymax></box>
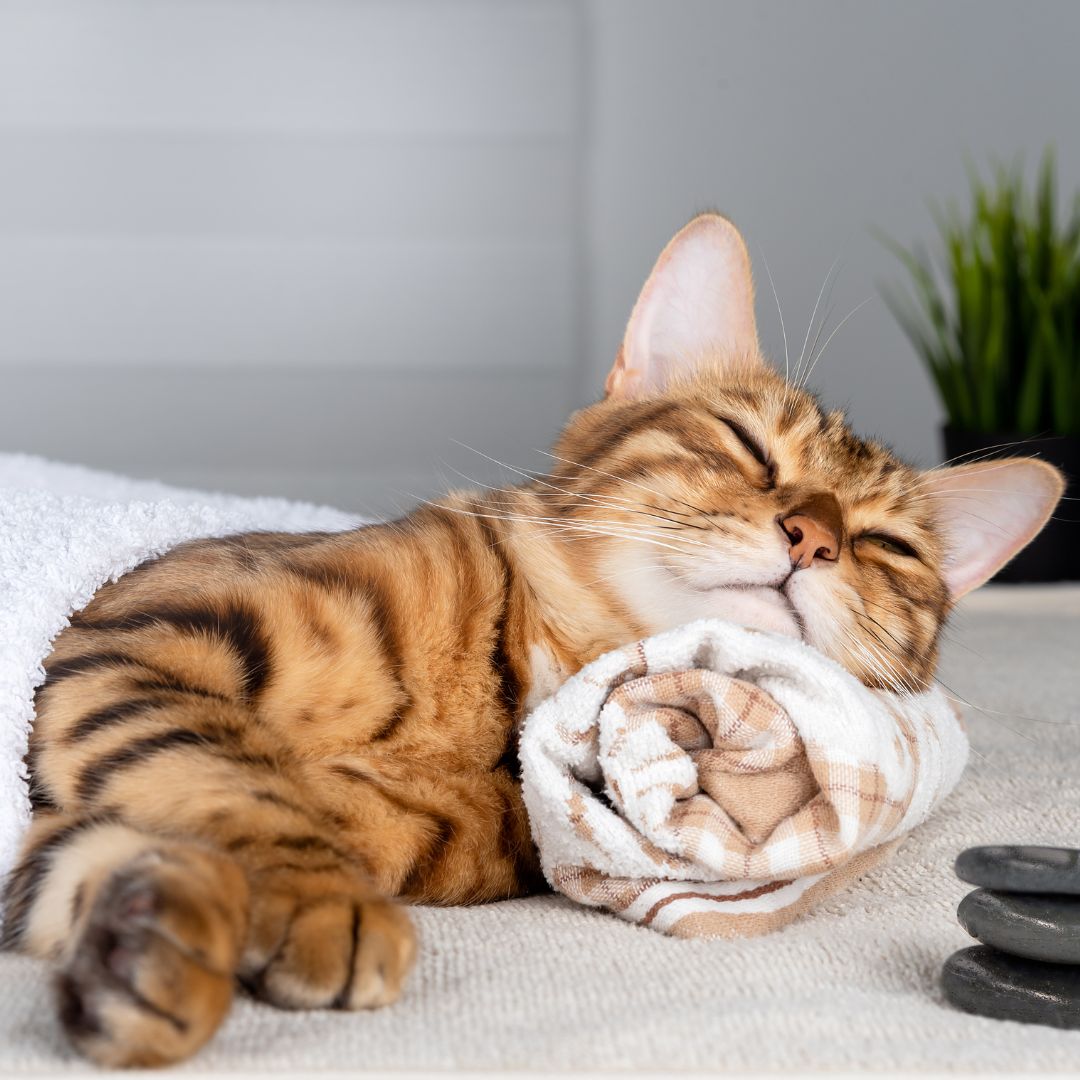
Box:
<box><xmin>796</xmin><ymin>256</ymin><xmax>840</xmax><ymax>385</ymax></box>
<box><xmin>760</xmin><ymin>249</ymin><xmax>790</xmax><ymax>380</ymax></box>
<box><xmin>800</xmin><ymin>296</ymin><xmax>873</xmax><ymax>389</ymax></box>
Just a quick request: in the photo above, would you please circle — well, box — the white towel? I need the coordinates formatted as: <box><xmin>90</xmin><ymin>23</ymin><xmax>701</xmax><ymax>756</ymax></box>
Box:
<box><xmin>519</xmin><ymin>620</ymin><xmax>969</xmax><ymax>937</ymax></box>
<box><xmin>0</xmin><ymin>454</ymin><xmax>357</xmax><ymax>885</ymax></box>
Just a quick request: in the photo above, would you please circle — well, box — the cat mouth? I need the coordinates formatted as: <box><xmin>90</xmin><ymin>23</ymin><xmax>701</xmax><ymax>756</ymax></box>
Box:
<box><xmin>777</xmin><ymin>584</ymin><xmax>807</xmax><ymax>639</ymax></box>
<box><xmin>746</xmin><ymin>583</ymin><xmax>807</xmax><ymax>639</ymax></box>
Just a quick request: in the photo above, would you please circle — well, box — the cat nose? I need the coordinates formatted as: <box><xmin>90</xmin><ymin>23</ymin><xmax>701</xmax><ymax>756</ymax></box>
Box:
<box><xmin>779</xmin><ymin>494</ymin><xmax>843</xmax><ymax>569</ymax></box>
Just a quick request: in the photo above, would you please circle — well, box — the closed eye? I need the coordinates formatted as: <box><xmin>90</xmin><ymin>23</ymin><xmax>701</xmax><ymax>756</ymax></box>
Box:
<box><xmin>857</xmin><ymin>532</ymin><xmax>920</xmax><ymax>559</ymax></box>
<box><xmin>711</xmin><ymin>413</ymin><xmax>775</xmax><ymax>480</ymax></box>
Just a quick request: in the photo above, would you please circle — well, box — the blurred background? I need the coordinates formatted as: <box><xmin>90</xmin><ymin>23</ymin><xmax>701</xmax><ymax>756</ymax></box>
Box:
<box><xmin>1</xmin><ymin>0</ymin><xmax>1077</xmax><ymax>518</ymax></box>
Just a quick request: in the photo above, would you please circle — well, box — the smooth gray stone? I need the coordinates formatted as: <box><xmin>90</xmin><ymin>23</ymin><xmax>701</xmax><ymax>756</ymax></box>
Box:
<box><xmin>956</xmin><ymin>845</ymin><xmax>1080</xmax><ymax>895</ymax></box>
<box><xmin>958</xmin><ymin>889</ymin><xmax>1080</xmax><ymax>964</ymax></box>
<box><xmin>942</xmin><ymin>946</ymin><xmax>1080</xmax><ymax>1029</ymax></box>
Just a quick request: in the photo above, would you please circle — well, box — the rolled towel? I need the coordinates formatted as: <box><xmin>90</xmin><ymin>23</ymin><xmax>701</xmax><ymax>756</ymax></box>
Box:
<box><xmin>519</xmin><ymin>620</ymin><xmax>968</xmax><ymax>939</ymax></box>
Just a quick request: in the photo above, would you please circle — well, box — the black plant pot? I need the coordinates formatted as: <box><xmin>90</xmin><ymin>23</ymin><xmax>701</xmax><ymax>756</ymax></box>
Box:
<box><xmin>941</xmin><ymin>427</ymin><xmax>1080</xmax><ymax>583</ymax></box>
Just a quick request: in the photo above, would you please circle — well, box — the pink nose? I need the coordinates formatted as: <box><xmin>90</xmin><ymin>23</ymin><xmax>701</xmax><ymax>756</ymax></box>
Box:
<box><xmin>780</xmin><ymin>514</ymin><xmax>839</xmax><ymax>568</ymax></box>
<box><xmin>779</xmin><ymin>493</ymin><xmax>844</xmax><ymax>569</ymax></box>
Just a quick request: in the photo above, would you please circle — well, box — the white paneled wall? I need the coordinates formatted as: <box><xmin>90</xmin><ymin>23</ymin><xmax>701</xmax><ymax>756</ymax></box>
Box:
<box><xmin>0</xmin><ymin>0</ymin><xmax>586</xmax><ymax>513</ymax></box>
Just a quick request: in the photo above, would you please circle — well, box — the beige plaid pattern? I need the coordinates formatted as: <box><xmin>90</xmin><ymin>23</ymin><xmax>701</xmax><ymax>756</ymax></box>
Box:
<box><xmin>520</xmin><ymin>621</ymin><xmax>967</xmax><ymax>939</ymax></box>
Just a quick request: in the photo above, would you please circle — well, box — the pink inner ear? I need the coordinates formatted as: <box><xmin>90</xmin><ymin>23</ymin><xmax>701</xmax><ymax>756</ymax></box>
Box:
<box><xmin>607</xmin><ymin>214</ymin><xmax>760</xmax><ymax>399</ymax></box>
<box><xmin>920</xmin><ymin>458</ymin><xmax>1064</xmax><ymax>597</ymax></box>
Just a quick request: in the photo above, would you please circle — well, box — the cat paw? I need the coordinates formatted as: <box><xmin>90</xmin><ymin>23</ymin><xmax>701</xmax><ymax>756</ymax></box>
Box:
<box><xmin>240</xmin><ymin>873</ymin><xmax>416</xmax><ymax>1010</ymax></box>
<box><xmin>56</xmin><ymin>846</ymin><xmax>248</xmax><ymax>1068</ymax></box>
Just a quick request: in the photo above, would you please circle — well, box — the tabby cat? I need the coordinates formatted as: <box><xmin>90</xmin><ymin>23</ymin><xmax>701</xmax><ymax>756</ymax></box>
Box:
<box><xmin>3</xmin><ymin>215</ymin><xmax>1063</xmax><ymax>1067</ymax></box>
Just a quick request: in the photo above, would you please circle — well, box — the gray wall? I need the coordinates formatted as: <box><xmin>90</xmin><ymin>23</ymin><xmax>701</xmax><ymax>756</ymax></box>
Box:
<box><xmin>1</xmin><ymin>1</ymin><xmax>1078</xmax><ymax>513</ymax></box>
<box><xmin>0</xmin><ymin>0</ymin><xmax>586</xmax><ymax>515</ymax></box>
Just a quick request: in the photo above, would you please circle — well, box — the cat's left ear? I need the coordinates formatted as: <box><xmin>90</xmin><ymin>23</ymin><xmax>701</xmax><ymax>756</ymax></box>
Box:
<box><xmin>921</xmin><ymin>458</ymin><xmax>1065</xmax><ymax>598</ymax></box>
<box><xmin>605</xmin><ymin>213</ymin><xmax>760</xmax><ymax>399</ymax></box>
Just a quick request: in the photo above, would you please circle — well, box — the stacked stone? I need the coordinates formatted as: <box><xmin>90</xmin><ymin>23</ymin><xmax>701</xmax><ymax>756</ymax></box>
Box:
<box><xmin>942</xmin><ymin>846</ymin><xmax>1080</xmax><ymax>1029</ymax></box>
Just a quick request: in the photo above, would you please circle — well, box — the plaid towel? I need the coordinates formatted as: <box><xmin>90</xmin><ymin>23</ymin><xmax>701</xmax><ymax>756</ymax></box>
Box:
<box><xmin>519</xmin><ymin>619</ymin><xmax>967</xmax><ymax>939</ymax></box>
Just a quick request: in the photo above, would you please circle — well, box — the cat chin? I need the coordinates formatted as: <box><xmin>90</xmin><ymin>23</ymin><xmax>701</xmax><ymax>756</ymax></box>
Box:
<box><xmin>604</xmin><ymin>551</ymin><xmax>803</xmax><ymax>641</ymax></box>
<box><xmin>711</xmin><ymin>586</ymin><xmax>802</xmax><ymax>640</ymax></box>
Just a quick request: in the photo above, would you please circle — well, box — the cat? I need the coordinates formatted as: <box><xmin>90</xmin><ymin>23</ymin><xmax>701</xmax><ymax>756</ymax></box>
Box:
<box><xmin>3</xmin><ymin>214</ymin><xmax>1063</xmax><ymax>1067</ymax></box>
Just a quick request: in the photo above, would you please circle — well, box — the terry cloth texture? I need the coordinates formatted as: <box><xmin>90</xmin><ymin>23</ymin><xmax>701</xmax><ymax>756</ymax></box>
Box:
<box><xmin>519</xmin><ymin>621</ymin><xmax>968</xmax><ymax>939</ymax></box>
<box><xmin>0</xmin><ymin>453</ymin><xmax>358</xmax><ymax>891</ymax></box>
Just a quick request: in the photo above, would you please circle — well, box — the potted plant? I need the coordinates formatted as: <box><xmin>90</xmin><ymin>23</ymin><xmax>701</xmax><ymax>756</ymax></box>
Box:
<box><xmin>879</xmin><ymin>153</ymin><xmax>1080</xmax><ymax>582</ymax></box>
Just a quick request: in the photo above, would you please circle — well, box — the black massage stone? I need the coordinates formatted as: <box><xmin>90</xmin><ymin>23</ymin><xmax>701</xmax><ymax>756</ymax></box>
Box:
<box><xmin>943</xmin><ymin>847</ymin><xmax>1080</xmax><ymax>1028</ymax></box>
<box><xmin>957</xmin><ymin>888</ymin><xmax>1080</xmax><ymax>965</ymax></box>
<box><xmin>956</xmin><ymin>845</ymin><xmax>1080</xmax><ymax>896</ymax></box>
<box><xmin>941</xmin><ymin>945</ymin><xmax>1080</xmax><ymax>1029</ymax></box>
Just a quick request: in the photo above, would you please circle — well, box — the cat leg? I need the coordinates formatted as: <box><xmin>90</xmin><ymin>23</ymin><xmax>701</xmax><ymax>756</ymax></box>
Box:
<box><xmin>3</xmin><ymin>812</ymin><xmax>247</xmax><ymax>1068</ymax></box>
<box><xmin>79</xmin><ymin>752</ymin><xmax>417</xmax><ymax>1012</ymax></box>
<box><xmin>30</xmin><ymin>671</ymin><xmax>415</xmax><ymax>1038</ymax></box>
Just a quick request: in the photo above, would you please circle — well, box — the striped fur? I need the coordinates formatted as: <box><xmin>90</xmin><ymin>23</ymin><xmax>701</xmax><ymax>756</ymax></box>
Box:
<box><xmin>4</xmin><ymin>214</ymin><xmax>1062</xmax><ymax>1067</ymax></box>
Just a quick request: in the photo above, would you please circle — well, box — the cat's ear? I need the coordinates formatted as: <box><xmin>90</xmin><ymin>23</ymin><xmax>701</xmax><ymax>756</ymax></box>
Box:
<box><xmin>605</xmin><ymin>213</ymin><xmax>760</xmax><ymax>399</ymax></box>
<box><xmin>921</xmin><ymin>458</ymin><xmax>1065</xmax><ymax>598</ymax></box>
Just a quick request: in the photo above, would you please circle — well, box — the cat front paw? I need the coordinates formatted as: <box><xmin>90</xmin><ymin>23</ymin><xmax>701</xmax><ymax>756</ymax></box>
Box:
<box><xmin>240</xmin><ymin>867</ymin><xmax>416</xmax><ymax>1010</ymax></box>
<box><xmin>56</xmin><ymin>845</ymin><xmax>246</xmax><ymax>1068</ymax></box>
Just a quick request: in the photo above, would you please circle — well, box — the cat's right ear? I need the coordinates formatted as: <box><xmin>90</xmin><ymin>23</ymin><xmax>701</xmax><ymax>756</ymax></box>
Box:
<box><xmin>605</xmin><ymin>213</ymin><xmax>761</xmax><ymax>399</ymax></box>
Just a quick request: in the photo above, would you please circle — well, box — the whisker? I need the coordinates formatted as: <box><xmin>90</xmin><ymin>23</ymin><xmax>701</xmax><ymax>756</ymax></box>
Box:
<box><xmin>800</xmin><ymin>296</ymin><xmax>874</xmax><ymax>389</ymax></box>
<box><xmin>845</xmin><ymin>612</ymin><xmax>922</xmax><ymax>695</ymax></box>
<box><xmin>760</xmin><ymin>249</ymin><xmax>790</xmax><ymax>380</ymax></box>
<box><xmin>928</xmin><ymin>436</ymin><xmax>1054</xmax><ymax>469</ymax></box>
<box><xmin>525</xmin><ymin>490</ymin><xmax>712</xmax><ymax>532</ymax></box>
<box><xmin>442</xmin><ymin>447</ymin><xmax>715</xmax><ymax>543</ymax></box>
<box><xmin>858</xmin><ymin>632</ymin><xmax>920</xmax><ymax>696</ymax></box>
<box><xmin>423</xmin><ymin>501</ymin><xmax>713</xmax><ymax>558</ymax></box>
<box><xmin>534</xmin><ymin>449</ymin><xmax>714</xmax><ymax>518</ymax></box>
<box><xmin>908</xmin><ymin>457</ymin><xmax>1048</xmax><ymax>490</ymax></box>
<box><xmin>840</xmin><ymin>627</ymin><xmax>912</xmax><ymax>695</ymax></box>
<box><xmin>856</xmin><ymin>601</ymin><xmax>1080</xmax><ymax>732</ymax></box>
<box><xmin>796</xmin><ymin>256</ymin><xmax>840</xmax><ymax>386</ymax></box>
<box><xmin>800</xmin><ymin>297</ymin><xmax>837</xmax><ymax>388</ymax></box>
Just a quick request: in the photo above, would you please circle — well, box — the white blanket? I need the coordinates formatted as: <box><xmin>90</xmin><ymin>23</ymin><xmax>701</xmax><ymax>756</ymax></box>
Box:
<box><xmin>519</xmin><ymin>620</ymin><xmax>969</xmax><ymax>937</ymax></box>
<box><xmin>0</xmin><ymin>454</ymin><xmax>357</xmax><ymax>884</ymax></box>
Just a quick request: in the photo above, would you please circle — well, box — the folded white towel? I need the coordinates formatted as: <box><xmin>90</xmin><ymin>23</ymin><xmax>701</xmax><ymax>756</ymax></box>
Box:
<box><xmin>0</xmin><ymin>454</ymin><xmax>357</xmax><ymax>884</ymax></box>
<box><xmin>519</xmin><ymin>620</ymin><xmax>969</xmax><ymax>937</ymax></box>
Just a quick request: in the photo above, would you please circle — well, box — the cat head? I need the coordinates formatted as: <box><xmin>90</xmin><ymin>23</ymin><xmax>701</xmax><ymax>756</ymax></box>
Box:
<box><xmin>547</xmin><ymin>214</ymin><xmax>1064</xmax><ymax>691</ymax></box>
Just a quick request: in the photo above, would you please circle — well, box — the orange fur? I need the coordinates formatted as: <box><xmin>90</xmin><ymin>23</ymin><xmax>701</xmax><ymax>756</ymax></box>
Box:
<box><xmin>4</xmin><ymin>213</ymin><xmax>1063</xmax><ymax>1067</ymax></box>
